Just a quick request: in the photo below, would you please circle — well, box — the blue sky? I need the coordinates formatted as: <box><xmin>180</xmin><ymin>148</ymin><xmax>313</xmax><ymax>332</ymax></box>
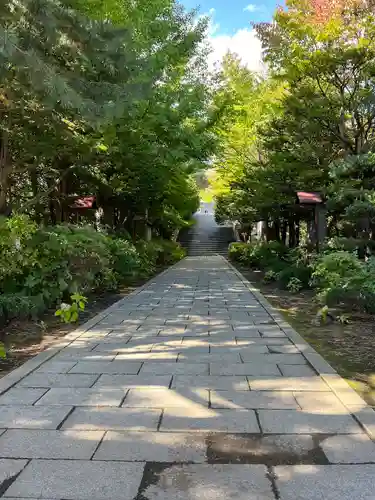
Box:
<box><xmin>182</xmin><ymin>0</ymin><xmax>278</xmax><ymax>34</ymax></box>
<box><xmin>181</xmin><ymin>0</ymin><xmax>280</xmax><ymax>70</ymax></box>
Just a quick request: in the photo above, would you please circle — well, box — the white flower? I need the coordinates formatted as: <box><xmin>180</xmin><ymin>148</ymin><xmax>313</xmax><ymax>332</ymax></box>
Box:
<box><xmin>14</xmin><ymin>238</ymin><xmax>21</xmax><ymax>250</ymax></box>
<box><xmin>60</xmin><ymin>302</ymin><xmax>70</xmax><ymax>311</ymax></box>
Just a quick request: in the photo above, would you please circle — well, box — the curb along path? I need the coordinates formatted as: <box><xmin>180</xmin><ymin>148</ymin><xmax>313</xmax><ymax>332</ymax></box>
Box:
<box><xmin>0</xmin><ymin>255</ymin><xmax>374</xmax><ymax>499</ymax></box>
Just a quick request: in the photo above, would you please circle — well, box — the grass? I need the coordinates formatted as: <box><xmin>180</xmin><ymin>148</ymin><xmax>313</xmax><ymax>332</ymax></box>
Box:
<box><xmin>234</xmin><ymin>265</ymin><xmax>375</xmax><ymax>407</ymax></box>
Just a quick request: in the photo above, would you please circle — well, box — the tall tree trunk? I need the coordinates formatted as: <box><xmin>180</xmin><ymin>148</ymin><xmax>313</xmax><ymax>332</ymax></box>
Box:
<box><xmin>289</xmin><ymin>217</ymin><xmax>296</xmax><ymax>248</ymax></box>
<box><xmin>0</xmin><ymin>131</ymin><xmax>11</xmax><ymax>215</ymax></box>
<box><xmin>281</xmin><ymin>220</ymin><xmax>287</xmax><ymax>245</ymax></box>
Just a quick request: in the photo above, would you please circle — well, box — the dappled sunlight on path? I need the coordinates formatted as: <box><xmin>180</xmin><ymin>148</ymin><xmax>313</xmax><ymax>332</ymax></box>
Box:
<box><xmin>0</xmin><ymin>256</ymin><xmax>374</xmax><ymax>498</ymax></box>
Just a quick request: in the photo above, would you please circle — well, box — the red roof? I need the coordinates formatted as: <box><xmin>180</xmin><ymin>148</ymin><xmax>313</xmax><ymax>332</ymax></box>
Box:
<box><xmin>70</xmin><ymin>196</ymin><xmax>96</xmax><ymax>209</ymax></box>
<box><xmin>297</xmin><ymin>192</ymin><xmax>322</xmax><ymax>204</ymax></box>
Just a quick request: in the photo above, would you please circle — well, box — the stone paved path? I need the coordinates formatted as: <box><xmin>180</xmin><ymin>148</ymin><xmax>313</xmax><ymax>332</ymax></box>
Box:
<box><xmin>0</xmin><ymin>256</ymin><xmax>375</xmax><ymax>499</ymax></box>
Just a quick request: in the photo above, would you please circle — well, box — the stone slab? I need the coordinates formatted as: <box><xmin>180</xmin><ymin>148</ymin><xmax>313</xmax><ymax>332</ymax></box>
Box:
<box><xmin>210</xmin><ymin>363</ymin><xmax>281</xmax><ymax>376</ymax></box>
<box><xmin>275</xmin><ymin>464</ymin><xmax>375</xmax><ymax>500</ymax></box>
<box><xmin>207</xmin><ymin>434</ymin><xmax>318</xmax><ymax>464</ymax></box>
<box><xmin>140</xmin><ymin>362</ymin><xmax>208</xmax><ymax>375</ymax></box>
<box><xmin>53</xmin><ymin>352</ymin><xmax>117</xmax><ymax>362</ymax></box>
<box><xmin>122</xmin><ymin>387</ymin><xmax>209</xmax><ymax>408</ymax></box>
<box><xmin>0</xmin><ymin>429</ymin><xmax>104</xmax><ymax>459</ymax></box>
<box><xmin>161</xmin><ymin>408</ymin><xmax>260</xmax><ymax>433</ymax></box>
<box><xmin>267</xmin><ymin>345</ymin><xmax>301</xmax><ymax>354</ymax></box>
<box><xmin>69</xmin><ymin>361</ymin><xmax>142</xmax><ymax>374</ymax></box>
<box><xmin>35</xmin><ymin>388</ymin><xmax>126</xmax><ymax>406</ymax></box>
<box><xmin>346</xmin><ymin>406</ymin><xmax>375</xmax><ymax>439</ymax></box>
<box><xmin>93</xmin><ymin>374</ymin><xmax>172</xmax><ymax>389</ymax></box>
<box><xmin>17</xmin><ymin>373</ymin><xmax>99</xmax><ymax>388</ymax></box>
<box><xmin>177</xmin><ymin>354</ymin><xmax>242</xmax><ymax>363</ymax></box>
<box><xmin>172</xmin><ymin>375</ymin><xmax>250</xmax><ymax>391</ymax></box>
<box><xmin>34</xmin><ymin>361</ymin><xmax>77</xmax><ymax>374</ymax></box>
<box><xmin>293</xmin><ymin>392</ymin><xmax>348</xmax><ymax>413</ymax></box>
<box><xmin>240</xmin><ymin>353</ymin><xmax>307</xmax><ymax>365</ymax></box>
<box><xmin>139</xmin><ymin>464</ymin><xmax>274</xmax><ymax>500</ymax></box>
<box><xmin>248</xmin><ymin>377</ymin><xmax>330</xmax><ymax>392</ymax></box>
<box><xmin>258</xmin><ymin>409</ymin><xmax>363</xmax><ymax>434</ymax></box>
<box><xmin>94</xmin><ymin>431</ymin><xmax>207</xmax><ymax>462</ymax></box>
<box><xmin>0</xmin><ymin>388</ymin><xmax>48</xmax><ymax>405</ymax></box>
<box><xmin>0</xmin><ymin>406</ymin><xmax>72</xmax><ymax>429</ymax></box>
<box><xmin>0</xmin><ymin>459</ymin><xmax>28</xmax><ymax>491</ymax></box>
<box><xmin>210</xmin><ymin>390</ymin><xmax>299</xmax><ymax>410</ymax></box>
<box><xmin>278</xmin><ymin>364</ymin><xmax>316</xmax><ymax>377</ymax></box>
<box><xmin>4</xmin><ymin>459</ymin><xmax>144</xmax><ymax>499</ymax></box>
<box><xmin>321</xmin><ymin>434</ymin><xmax>375</xmax><ymax>463</ymax></box>
<box><xmin>62</xmin><ymin>407</ymin><xmax>162</xmax><ymax>431</ymax></box>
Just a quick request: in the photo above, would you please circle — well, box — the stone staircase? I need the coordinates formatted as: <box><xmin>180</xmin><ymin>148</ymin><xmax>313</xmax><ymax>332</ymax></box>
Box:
<box><xmin>178</xmin><ymin>218</ymin><xmax>235</xmax><ymax>257</ymax></box>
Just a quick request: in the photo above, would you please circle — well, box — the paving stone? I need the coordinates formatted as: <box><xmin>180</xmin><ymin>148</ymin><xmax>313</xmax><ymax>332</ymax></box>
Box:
<box><xmin>346</xmin><ymin>406</ymin><xmax>375</xmax><ymax>439</ymax></box>
<box><xmin>258</xmin><ymin>409</ymin><xmax>363</xmax><ymax>434</ymax></box>
<box><xmin>278</xmin><ymin>364</ymin><xmax>316</xmax><ymax>377</ymax></box>
<box><xmin>177</xmin><ymin>353</ymin><xmax>242</xmax><ymax>363</ymax></box>
<box><xmin>0</xmin><ymin>388</ymin><xmax>48</xmax><ymax>405</ymax></box>
<box><xmin>210</xmin><ymin>363</ymin><xmax>281</xmax><ymax>376</ymax></box>
<box><xmin>320</xmin><ymin>434</ymin><xmax>375</xmax><ymax>463</ymax></box>
<box><xmin>69</xmin><ymin>360</ymin><xmax>142</xmax><ymax>374</ymax></box>
<box><xmin>113</xmin><ymin>351</ymin><xmax>178</xmax><ymax>361</ymax></box>
<box><xmin>35</xmin><ymin>388</ymin><xmax>126</xmax><ymax>406</ymax></box>
<box><xmin>0</xmin><ymin>406</ymin><xmax>72</xmax><ymax>429</ymax></box>
<box><xmin>161</xmin><ymin>408</ymin><xmax>260</xmax><ymax>432</ymax></box>
<box><xmin>53</xmin><ymin>351</ymin><xmax>117</xmax><ymax>362</ymax></box>
<box><xmin>17</xmin><ymin>373</ymin><xmax>99</xmax><ymax>388</ymax></box>
<box><xmin>139</xmin><ymin>464</ymin><xmax>274</xmax><ymax>499</ymax></box>
<box><xmin>258</xmin><ymin>328</ymin><xmax>286</xmax><ymax>337</ymax></box>
<box><xmin>94</xmin><ymin>431</ymin><xmax>207</xmax><ymax>462</ymax></box>
<box><xmin>122</xmin><ymin>387</ymin><xmax>209</xmax><ymax>408</ymax></box>
<box><xmin>248</xmin><ymin>376</ymin><xmax>330</xmax><ymax>392</ymax></box>
<box><xmin>267</xmin><ymin>345</ymin><xmax>301</xmax><ymax>354</ymax></box>
<box><xmin>210</xmin><ymin>390</ymin><xmax>299</xmax><ymax>409</ymax></box>
<box><xmin>207</xmin><ymin>434</ymin><xmax>319</xmax><ymax>464</ymax></box>
<box><xmin>62</xmin><ymin>407</ymin><xmax>161</xmax><ymax>430</ymax></box>
<box><xmin>0</xmin><ymin>429</ymin><xmax>104</xmax><ymax>459</ymax></box>
<box><xmin>93</xmin><ymin>374</ymin><xmax>172</xmax><ymax>389</ymax></box>
<box><xmin>236</xmin><ymin>338</ymin><xmax>293</xmax><ymax>346</ymax></box>
<box><xmin>172</xmin><ymin>375</ymin><xmax>250</xmax><ymax>390</ymax></box>
<box><xmin>140</xmin><ymin>362</ymin><xmax>208</xmax><ymax>375</ymax></box>
<box><xmin>240</xmin><ymin>353</ymin><xmax>307</xmax><ymax>365</ymax></box>
<box><xmin>293</xmin><ymin>392</ymin><xmax>348</xmax><ymax>413</ymax></box>
<box><xmin>4</xmin><ymin>459</ymin><xmax>144</xmax><ymax>499</ymax></box>
<box><xmin>0</xmin><ymin>459</ymin><xmax>28</xmax><ymax>491</ymax></box>
<box><xmin>275</xmin><ymin>464</ymin><xmax>375</xmax><ymax>500</ymax></box>
<box><xmin>34</xmin><ymin>360</ymin><xmax>77</xmax><ymax>374</ymax></box>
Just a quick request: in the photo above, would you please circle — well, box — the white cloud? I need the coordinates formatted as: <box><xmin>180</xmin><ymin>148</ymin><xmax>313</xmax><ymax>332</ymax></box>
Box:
<box><xmin>244</xmin><ymin>4</ymin><xmax>259</xmax><ymax>12</ymax></box>
<box><xmin>208</xmin><ymin>28</ymin><xmax>264</xmax><ymax>73</ymax></box>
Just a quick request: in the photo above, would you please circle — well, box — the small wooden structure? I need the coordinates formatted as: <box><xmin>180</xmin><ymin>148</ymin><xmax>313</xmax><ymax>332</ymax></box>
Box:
<box><xmin>296</xmin><ymin>191</ymin><xmax>326</xmax><ymax>247</ymax></box>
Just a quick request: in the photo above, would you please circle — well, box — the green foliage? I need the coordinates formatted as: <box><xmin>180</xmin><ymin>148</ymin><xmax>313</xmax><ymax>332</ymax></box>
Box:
<box><xmin>228</xmin><ymin>243</ymin><xmax>251</xmax><ymax>263</ymax></box>
<box><xmin>0</xmin><ymin>215</ymin><xmax>184</xmax><ymax>324</ymax></box>
<box><xmin>287</xmin><ymin>277</ymin><xmax>303</xmax><ymax>293</ymax></box>
<box><xmin>263</xmin><ymin>270</ymin><xmax>278</xmax><ymax>284</ymax></box>
<box><xmin>0</xmin><ymin>342</ymin><xmax>6</xmax><ymax>359</ymax></box>
<box><xmin>55</xmin><ymin>294</ymin><xmax>87</xmax><ymax>323</ymax></box>
<box><xmin>136</xmin><ymin>240</ymin><xmax>186</xmax><ymax>276</ymax></box>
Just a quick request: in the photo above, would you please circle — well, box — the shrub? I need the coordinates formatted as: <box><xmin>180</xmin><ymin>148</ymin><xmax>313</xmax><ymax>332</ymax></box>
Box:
<box><xmin>228</xmin><ymin>242</ymin><xmax>251</xmax><ymax>263</ymax></box>
<box><xmin>155</xmin><ymin>240</ymin><xmax>186</xmax><ymax>265</ymax></box>
<box><xmin>0</xmin><ymin>215</ymin><xmax>184</xmax><ymax>324</ymax></box>
<box><xmin>287</xmin><ymin>277</ymin><xmax>303</xmax><ymax>293</ymax></box>
<box><xmin>277</xmin><ymin>263</ymin><xmax>312</xmax><ymax>289</ymax></box>
<box><xmin>263</xmin><ymin>270</ymin><xmax>278</xmax><ymax>283</ymax></box>
<box><xmin>250</xmin><ymin>241</ymin><xmax>290</xmax><ymax>270</ymax></box>
<box><xmin>311</xmin><ymin>251</ymin><xmax>368</xmax><ymax>307</ymax></box>
<box><xmin>107</xmin><ymin>237</ymin><xmax>140</xmax><ymax>280</ymax></box>
<box><xmin>135</xmin><ymin>240</ymin><xmax>185</xmax><ymax>274</ymax></box>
